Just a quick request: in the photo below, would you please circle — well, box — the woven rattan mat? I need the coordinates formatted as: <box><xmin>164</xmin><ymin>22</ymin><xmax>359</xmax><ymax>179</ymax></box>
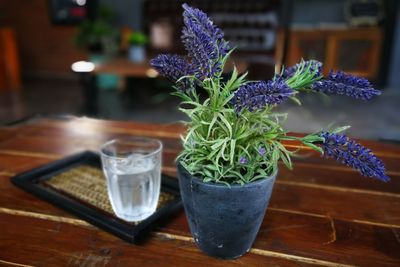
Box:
<box><xmin>42</xmin><ymin>165</ymin><xmax>176</xmax><ymax>219</ymax></box>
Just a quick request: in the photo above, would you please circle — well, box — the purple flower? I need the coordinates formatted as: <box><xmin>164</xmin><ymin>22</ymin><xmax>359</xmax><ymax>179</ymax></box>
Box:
<box><xmin>239</xmin><ymin>156</ymin><xmax>248</xmax><ymax>164</ymax></box>
<box><xmin>181</xmin><ymin>3</ymin><xmax>230</xmax><ymax>79</ymax></box>
<box><xmin>311</xmin><ymin>71</ymin><xmax>381</xmax><ymax>100</ymax></box>
<box><xmin>150</xmin><ymin>54</ymin><xmax>193</xmax><ymax>91</ymax></box>
<box><xmin>319</xmin><ymin>132</ymin><xmax>389</xmax><ymax>182</ymax></box>
<box><xmin>258</xmin><ymin>147</ymin><xmax>266</xmax><ymax>156</ymax></box>
<box><xmin>231</xmin><ymin>78</ymin><xmax>294</xmax><ymax>112</ymax></box>
<box><xmin>282</xmin><ymin>60</ymin><xmax>323</xmax><ymax>80</ymax></box>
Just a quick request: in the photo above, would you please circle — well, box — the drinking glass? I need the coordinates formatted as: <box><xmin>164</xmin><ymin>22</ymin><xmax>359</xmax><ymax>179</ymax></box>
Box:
<box><xmin>100</xmin><ymin>137</ymin><xmax>162</xmax><ymax>222</ymax></box>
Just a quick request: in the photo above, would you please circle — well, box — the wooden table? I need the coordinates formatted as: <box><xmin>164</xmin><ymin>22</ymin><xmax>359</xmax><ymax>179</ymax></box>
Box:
<box><xmin>73</xmin><ymin>58</ymin><xmax>156</xmax><ymax>116</ymax></box>
<box><xmin>93</xmin><ymin>58</ymin><xmax>155</xmax><ymax>77</ymax></box>
<box><xmin>0</xmin><ymin>117</ymin><xmax>399</xmax><ymax>266</ymax></box>
<box><xmin>74</xmin><ymin>57</ymin><xmax>250</xmax><ymax>116</ymax></box>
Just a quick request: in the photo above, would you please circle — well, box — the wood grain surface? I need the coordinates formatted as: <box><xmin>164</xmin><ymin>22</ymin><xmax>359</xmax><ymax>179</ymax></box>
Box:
<box><xmin>0</xmin><ymin>117</ymin><xmax>399</xmax><ymax>267</ymax></box>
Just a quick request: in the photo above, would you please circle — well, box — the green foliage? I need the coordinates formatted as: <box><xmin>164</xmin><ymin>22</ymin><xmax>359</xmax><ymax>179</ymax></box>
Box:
<box><xmin>74</xmin><ymin>5</ymin><xmax>118</xmax><ymax>53</ymax></box>
<box><xmin>171</xmin><ymin>47</ymin><xmax>333</xmax><ymax>185</ymax></box>
<box><xmin>173</xmin><ymin>53</ymin><xmax>322</xmax><ymax>185</ymax></box>
<box><xmin>285</xmin><ymin>61</ymin><xmax>322</xmax><ymax>90</ymax></box>
<box><xmin>128</xmin><ymin>32</ymin><xmax>149</xmax><ymax>46</ymax></box>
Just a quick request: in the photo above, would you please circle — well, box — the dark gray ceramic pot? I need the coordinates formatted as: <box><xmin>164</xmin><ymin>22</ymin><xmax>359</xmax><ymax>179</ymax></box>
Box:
<box><xmin>177</xmin><ymin>163</ymin><xmax>277</xmax><ymax>259</ymax></box>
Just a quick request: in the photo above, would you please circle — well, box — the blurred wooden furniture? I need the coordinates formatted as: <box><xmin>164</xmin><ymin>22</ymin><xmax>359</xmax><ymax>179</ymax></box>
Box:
<box><xmin>0</xmin><ymin>116</ymin><xmax>399</xmax><ymax>266</ymax></box>
<box><xmin>0</xmin><ymin>27</ymin><xmax>21</xmax><ymax>92</ymax></box>
<box><xmin>0</xmin><ymin>27</ymin><xmax>25</xmax><ymax>123</ymax></box>
<box><xmin>144</xmin><ymin>0</ymin><xmax>282</xmax><ymax>80</ymax></box>
<box><xmin>93</xmin><ymin>57</ymin><xmax>153</xmax><ymax>77</ymax></box>
<box><xmin>75</xmin><ymin>56</ymin><xmax>249</xmax><ymax>116</ymax></box>
<box><xmin>286</xmin><ymin>27</ymin><xmax>382</xmax><ymax>79</ymax></box>
<box><xmin>73</xmin><ymin>58</ymin><xmax>155</xmax><ymax>116</ymax></box>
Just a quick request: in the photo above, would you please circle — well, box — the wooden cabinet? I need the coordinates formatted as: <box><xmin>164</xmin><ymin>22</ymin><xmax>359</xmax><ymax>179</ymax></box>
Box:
<box><xmin>286</xmin><ymin>27</ymin><xmax>382</xmax><ymax>79</ymax></box>
<box><xmin>0</xmin><ymin>28</ymin><xmax>21</xmax><ymax>92</ymax></box>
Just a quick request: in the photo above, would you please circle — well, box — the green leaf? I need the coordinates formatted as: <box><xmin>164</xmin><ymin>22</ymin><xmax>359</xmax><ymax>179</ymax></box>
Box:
<box><xmin>224</xmin><ymin>66</ymin><xmax>238</xmax><ymax>91</ymax></box>
<box><xmin>210</xmin><ymin>139</ymin><xmax>225</xmax><ymax>150</ymax></box>
<box><xmin>289</xmin><ymin>96</ymin><xmax>302</xmax><ymax>106</ymax></box>
<box><xmin>230</xmin><ymin>72</ymin><xmax>248</xmax><ymax>91</ymax></box>
<box><xmin>220</xmin><ymin>140</ymin><xmax>229</xmax><ymax>161</ymax></box>
<box><xmin>303</xmin><ymin>142</ymin><xmax>323</xmax><ymax>154</ymax></box>
<box><xmin>230</xmin><ymin>139</ymin><xmax>236</xmax><ymax>164</ymax></box>
<box><xmin>217</xmin><ymin>113</ymin><xmax>233</xmax><ymax>138</ymax></box>
<box><xmin>331</xmin><ymin>125</ymin><xmax>351</xmax><ymax>134</ymax></box>
<box><xmin>207</xmin><ymin>114</ymin><xmax>218</xmax><ymax>138</ymax></box>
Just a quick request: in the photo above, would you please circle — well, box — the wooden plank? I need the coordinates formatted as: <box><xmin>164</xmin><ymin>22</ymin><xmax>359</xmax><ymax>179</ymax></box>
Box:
<box><xmin>2</xmin><ymin>118</ymin><xmax>399</xmax><ymax>169</ymax></box>
<box><xmin>2</xmin><ymin>154</ymin><xmax>399</xmax><ymax>226</ymax></box>
<box><xmin>2</xmin><ymin>119</ymin><xmax>399</xmax><ymax>186</ymax></box>
<box><xmin>24</xmin><ymin>117</ymin><xmax>400</xmax><ymax>159</ymax></box>
<box><xmin>0</xmin><ymin>212</ymin><xmax>316</xmax><ymax>267</ymax></box>
<box><xmin>38</xmin><ymin>117</ymin><xmax>185</xmax><ymax>139</ymax></box>
<box><xmin>1</xmin><ymin>167</ymin><xmax>400</xmax><ymax>266</ymax></box>
<box><xmin>10</xmin><ymin>117</ymin><xmax>400</xmax><ymax>162</ymax></box>
<box><xmin>5</xmin><ymin>133</ymin><xmax>399</xmax><ymax>183</ymax></box>
<box><xmin>3</xmin><ymin>149</ymin><xmax>400</xmax><ymax>199</ymax></box>
<box><xmin>0</xmin><ymin>185</ymin><xmax>400</xmax><ymax>264</ymax></box>
<box><xmin>0</xmin><ymin>154</ymin><xmax>51</xmax><ymax>174</ymax></box>
<box><xmin>276</xmin><ymin>165</ymin><xmax>400</xmax><ymax>195</ymax></box>
<box><xmin>0</xmin><ymin>127</ymin><xmax>20</xmax><ymax>142</ymax></box>
<box><xmin>0</xmin><ymin>131</ymin><xmax>182</xmax><ymax>153</ymax></box>
<box><xmin>1</xmin><ymin>164</ymin><xmax>399</xmax><ymax>266</ymax></box>
<box><xmin>1</xmin><ymin>118</ymin><xmax>399</xmax><ymax>266</ymax></box>
<box><xmin>0</xmin><ymin>123</ymin><xmax>399</xmax><ymax>174</ymax></box>
<box><xmin>9</xmin><ymin>121</ymin><xmax>183</xmax><ymax>149</ymax></box>
<box><xmin>284</xmin><ymin>149</ymin><xmax>400</xmax><ymax>172</ymax></box>
<box><xmin>158</xmin><ymin>209</ymin><xmax>400</xmax><ymax>266</ymax></box>
<box><xmin>0</xmin><ymin>148</ymin><xmax>178</xmax><ymax>176</ymax></box>
<box><xmin>268</xmin><ymin>181</ymin><xmax>400</xmax><ymax>226</ymax></box>
<box><xmin>1</xmin><ymin>137</ymin><xmax>399</xmax><ymax>189</ymax></box>
<box><xmin>0</xmin><ymin>175</ymin><xmax>75</xmax><ymax>218</ymax></box>
<box><xmin>1</xmin><ymin>130</ymin><xmax>398</xmax><ymax>167</ymax></box>
<box><xmin>0</xmin><ymin>204</ymin><xmax>399</xmax><ymax>266</ymax></box>
<box><xmin>0</xmin><ymin>143</ymin><xmax>398</xmax><ymax>195</ymax></box>
<box><xmin>1</xmin><ymin>149</ymin><xmax>400</xmax><ymax>227</ymax></box>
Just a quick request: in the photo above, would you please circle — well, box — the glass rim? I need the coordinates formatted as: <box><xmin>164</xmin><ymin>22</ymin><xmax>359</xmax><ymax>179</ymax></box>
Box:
<box><xmin>100</xmin><ymin>137</ymin><xmax>163</xmax><ymax>160</ymax></box>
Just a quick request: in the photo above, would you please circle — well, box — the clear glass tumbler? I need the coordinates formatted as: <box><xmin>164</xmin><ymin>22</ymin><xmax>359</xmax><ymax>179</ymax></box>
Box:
<box><xmin>100</xmin><ymin>137</ymin><xmax>162</xmax><ymax>222</ymax></box>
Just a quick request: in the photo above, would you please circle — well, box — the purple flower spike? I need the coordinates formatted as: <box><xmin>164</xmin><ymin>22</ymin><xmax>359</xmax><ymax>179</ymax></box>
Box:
<box><xmin>283</xmin><ymin>60</ymin><xmax>323</xmax><ymax>80</ymax></box>
<box><xmin>311</xmin><ymin>71</ymin><xmax>381</xmax><ymax>100</ymax></box>
<box><xmin>319</xmin><ymin>132</ymin><xmax>389</xmax><ymax>182</ymax></box>
<box><xmin>239</xmin><ymin>156</ymin><xmax>248</xmax><ymax>164</ymax></box>
<box><xmin>181</xmin><ymin>3</ymin><xmax>230</xmax><ymax>79</ymax></box>
<box><xmin>150</xmin><ymin>54</ymin><xmax>193</xmax><ymax>91</ymax></box>
<box><xmin>231</xmin><ymin>78</ymin><xmax>294</xmax><ymax>113</ymax></box>
<box><xmin>258</xmin><ymin>147</ymin><xmax>266</xmax><ymax>156</ymax></box>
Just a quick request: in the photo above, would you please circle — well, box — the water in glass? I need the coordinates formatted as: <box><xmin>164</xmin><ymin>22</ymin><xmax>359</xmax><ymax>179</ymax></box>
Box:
<box><xmin>101</xmin><ymin>138</ymin><xmax>162</xmax><ymax>222</ymax></box>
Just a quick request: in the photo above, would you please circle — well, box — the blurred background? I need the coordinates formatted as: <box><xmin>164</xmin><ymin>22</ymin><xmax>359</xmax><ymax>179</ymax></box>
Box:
<box><xmin>0</xmin><ymin>0</ymin><xmax>399</xmax><ymax>141</ymax></box>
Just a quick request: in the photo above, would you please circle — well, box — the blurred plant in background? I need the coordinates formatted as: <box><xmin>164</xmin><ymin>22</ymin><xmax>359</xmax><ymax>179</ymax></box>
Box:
<box><xmin>127</xmin><ymin>32</ymin><xmax>149</xmax><ymax>63</ymax></box>
<box><xmin>74</xmin><ymin>5</ymin><xmax>119</xmax><ymax>56</ymax></box>
<box><xmin>127</xmin><ymin>32</ymin><xmax>149</xmax><ymax>46</ymax></box>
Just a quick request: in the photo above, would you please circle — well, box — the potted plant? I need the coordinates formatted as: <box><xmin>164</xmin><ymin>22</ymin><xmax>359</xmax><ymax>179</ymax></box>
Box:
<box><xmin>74</xmin><ymin>5</ymin><xmax>119</xmax><ymax>60</ymax></box>
<box><xmin>151</xmin><ymin>4</ymin><xmax>389</xmax><ymax>259</ymax></box>
<box><xmin>127</xmin><ymin>32</ymin><xmax>148</xmax><ymax>63</ymax></box>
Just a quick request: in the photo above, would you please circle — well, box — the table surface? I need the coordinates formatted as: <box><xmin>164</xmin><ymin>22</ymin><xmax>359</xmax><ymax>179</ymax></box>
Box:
<box><xmin>0</xmin><ymin>117</ymin><xmax>399</xmax><ymax>267</ymax></box>
<box><xmin>93</xmin><ymin>58</ymin><xmax>153</xmax><ymax>77</ymax></box>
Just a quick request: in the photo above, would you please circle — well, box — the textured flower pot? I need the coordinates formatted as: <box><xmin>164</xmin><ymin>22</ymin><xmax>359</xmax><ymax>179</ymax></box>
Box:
<box><xmin>177</xmin><ymin>163</ymin><xmax>277</xmax><ymax>259</ymax></box>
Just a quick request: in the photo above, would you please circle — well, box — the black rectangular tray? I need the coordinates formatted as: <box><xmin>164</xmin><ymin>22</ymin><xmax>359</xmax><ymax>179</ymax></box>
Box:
<box><xmin>11</xmin><ymin>151</ymin><xmax>182</xmax><ymax>244</ymax></box>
